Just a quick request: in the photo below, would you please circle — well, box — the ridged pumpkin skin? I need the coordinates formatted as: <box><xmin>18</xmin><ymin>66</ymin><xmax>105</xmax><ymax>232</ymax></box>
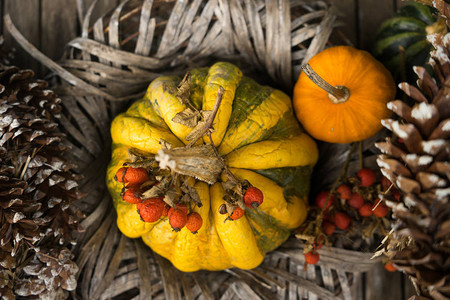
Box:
<box><xmin>107</xmin><ymin>62</ymin><xmax>318</xmax><ymax>272</ymax></box>
<box><xmin>293</xmin><ymin>46</ymin><xmax>395</xmax><ymax>144</ymax></box>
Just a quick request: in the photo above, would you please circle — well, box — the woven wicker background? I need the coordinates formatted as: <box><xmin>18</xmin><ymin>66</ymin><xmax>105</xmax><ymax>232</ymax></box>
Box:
<box><xmin>3</xmin><ymin>0</ymin><xmax>396</xmax><ymax>299</ymax></box>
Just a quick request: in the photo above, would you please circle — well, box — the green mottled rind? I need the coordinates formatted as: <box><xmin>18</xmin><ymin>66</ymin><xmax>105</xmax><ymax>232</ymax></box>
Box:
<box><xmin>373</xmin><ymin>2</ymin><xmax>436</xmax><ymax>80</ymax></box>
<box><xmin>398</xmin><ymin>1</ymin><xmax>435</xmax><ymax>24</ymax></box>
<box><xmin>245</xmin><ymin>209</ymin><xmax>291</xmax><ymax>253</ymax></box>
<box><xmin>188</xmin><ymin>67</ymin><xmax>208</xmax><ymax>109</ymax></box>
<box><xmin>254</xmin><ymin>166</ymin><xmax>313</xmax><ymax>200</ymax></box>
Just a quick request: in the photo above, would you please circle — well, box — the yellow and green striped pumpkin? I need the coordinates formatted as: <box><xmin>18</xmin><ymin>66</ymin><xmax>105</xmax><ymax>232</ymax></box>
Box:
<box><xmin>106</xmin><ymin>62</ymin><xmax>318</xmax><ymax>272</ymax></box>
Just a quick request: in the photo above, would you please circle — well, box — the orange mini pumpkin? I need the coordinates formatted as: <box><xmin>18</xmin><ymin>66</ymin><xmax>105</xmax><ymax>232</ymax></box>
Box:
<box><xmin>293</xmin><ymin>46</ymin><xmax>395</xmax><ymax>144</ymax></box>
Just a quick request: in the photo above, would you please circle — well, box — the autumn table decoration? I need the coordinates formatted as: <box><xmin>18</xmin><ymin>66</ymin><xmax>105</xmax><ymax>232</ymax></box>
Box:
<box><xmin>106</xmin><ymin>62</ymin><xmax>319</xmax><ymax>272</ymax></box>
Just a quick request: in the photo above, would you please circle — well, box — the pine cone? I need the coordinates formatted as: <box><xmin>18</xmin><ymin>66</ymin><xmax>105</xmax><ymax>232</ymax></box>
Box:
<box><xmin>14</xmin><ymin>247</ymin><xmax>78</xmax><ymax>299</ymax></box>
<box><xmin>0</xmin><ymin>61</ymin><xmax>84</xmax><ymax>298</ymax></box>
<box><xmin>375</xmin><ymin>8</ymin><xmax>449</xmax><ymax>299</ymax></box>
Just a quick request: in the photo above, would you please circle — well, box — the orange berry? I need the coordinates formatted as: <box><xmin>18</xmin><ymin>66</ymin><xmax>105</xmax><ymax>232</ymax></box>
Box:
<box><xmin>358</xmin><ymin>203</ymin><xmax>373</xmax><ymax>217</ymax></box>
<box><xmin>169</xmin><ymin>208</ymin><xmax>188</xmax><ymax>232</ymax></box>
<box><xmin>336</xmin><ymin>184</ymin><xmax>352</xmax><ymax>200</ymax></box>
<box><xmin>186</xmin><ymin>212</ymin><xmax>203</xmax><ymax>234</ymax></box>
<box><xmin>139</xmin><ymin>199</ymin><xmax>164</xmax><ymax>222</ymax></box>
<box><xmin>168</xmin><ymin>203</ymin><xmax>188</xmax><ymax>218</ymax></box>
<box><xmin>334</xmin><ymin>212</ymin><xmax>351</xmax><ymax>230</ymax></box>
<box><xmin>357</xmin><ymin>168</ymin><xmax>376</xmax><ymax>187</ymax></box>
<box><xmin>229</xmin><ymin>207</ymin><xmax>245</xmax><ymax>220</ymax></box>
<box><xmin>115</xmin><ymin>167</ymin><xmax>127</xmax><ymax>182</ymax></box>
<box><xmin>322</xmin><ymin>221</ymin><xmax>335</xmax><ymax>235</ymax></box>
<box><xmin>313</xmin><ymin>237</ymin><xmax>324</xmax><ymax>250</ymax></box>
<box><xmin>161</xmin><ymin>204</ymin><xmax>170</xmax><ymax>217</ymax></box>
<box><xmin>122</xmin><ymin>187</ymin><xmax>142</xmax><ymax>204</ymax></box>
<box><xmin>304</xmin><ymin>251</ymin><xmax>320</xmax><ymax>265</ymax></box>
<box><xmin>393</xmin><ymin>190</ymin><xmax>401</xmax><ymax>201</ymax></box>
<box><xmin>372</xmin><ymin>200</ymin><xmax>389</xmax><ymax>218</ymax></box>
<box><xmin>381</xmin><ymin>176</ymin><xmax>392</xmax><ymax>190</ymax></box>
<box><xmin>115</xmin><ymin>167</ymin><xmax>149</xmax><ymax>186</ymax></box>
<box><xmin>348</xmin><ymin>193</ymin><xmax>364</xmax><ymax>209</ymax></box>
<box><xmin>243</xmin><ymin>187</ymin><xmax>264</xmax><ymax>208</ymax></box>
<box><xmin>137</xmin><ymin>197</ymin><xmax>164</xmax><ymax>210</ymax></box>
<box><xmin>384</xmin><ymin>261</ymin><xmax>397</xmax><ymax>272</ymax></box>
<box><xmin>315</xmin><ymin>191</ymin><xmax>335</xmax><ymax>210</ymax></box>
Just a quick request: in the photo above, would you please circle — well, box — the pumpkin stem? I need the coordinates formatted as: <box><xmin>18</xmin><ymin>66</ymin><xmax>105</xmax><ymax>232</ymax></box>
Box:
<box><xmin>301</xmin><ymin>64</ymin><xmax>350</xmax><ymax>104</ymax></box>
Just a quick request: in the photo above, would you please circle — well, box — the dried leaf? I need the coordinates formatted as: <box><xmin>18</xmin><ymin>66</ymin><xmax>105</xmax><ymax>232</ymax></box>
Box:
<box><xmin>159</xmin><ymin>139</ymin><xmax>172</xmax><ymax>150</ymax></box>
<box><xmin>142</xmin><ymin>177</ymin><xmax>170</xmax><ymax>199</ymax></box>
<box><xmin>162</xmin><ymin>147</ymin><xmax>223</xmax><ymax>184</ymax></box>
<box><xmin>176</xmin><ymin>72</ymin><xmax>191</xmax><ymax>105</ymax></box>
<box><xmin>163</xmin><ymin>188</ymin><xmax>177</xmax><ymax>207</ymax></box>
<box><xmin>221</xmin><ymin>180</ymin><xmax>237</xmax><ymax>192</ymax></box>
<box><xmin>172</xmin><ymin>108</ymin><xmax>201</xmax><ymax>128</ymax></box>
<box><xmin>182</xmin><ymin>182</ymin><xmax>202</xmax><ymax>207</ymax></box>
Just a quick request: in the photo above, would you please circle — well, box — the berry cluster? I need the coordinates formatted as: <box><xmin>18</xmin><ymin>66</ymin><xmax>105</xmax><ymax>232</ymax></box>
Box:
<box><xmin>300</xmin><ymin>168</ymin><xmax>399</xmax><ymax>267</ymax></box>
<box><xmin>115</xmin><ymin>166</ymin><xmax>203</xmax><ymax>233</ymax></box>
<box><xmin>219</xmin><ymin>185</ymin><xmax>264</xmax><ymax>221</ymax></box>
<box><xmin>114</xmin><ymin>166</ymin><xmax>265</xmax><ymax>232</ymax></box>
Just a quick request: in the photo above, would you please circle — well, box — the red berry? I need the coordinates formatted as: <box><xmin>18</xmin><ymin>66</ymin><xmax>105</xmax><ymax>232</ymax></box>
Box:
<box><xmin>384</xmin><ymin>261</ymin><xmax>397</xmax><ymax>272</ymax></box>
<box><xmin>322</xmin><ymin>221</ymin><xmax>335</xmax><ymax>235</ymax></box>
<box><xmin>136</xmin><ymin>197</ymin><xmax>164</xmax><ymax>210</ymax></box>
<box><xmin>115</xmin><ymin>167</ymin><xmax>128</xmax><ymax>183</ymax></box>
<box><xmin>348</xmin><ymin>193</ymin><xmax>364</xmax><ymax>209</ymax></box>
<box><xmin>122</xmin><ymin>187</ymin><xmax>142</xmax><ymax>204</ymax></box>
<box><xmin>168</xmin><ymin>203</ymin><xmax>188</xmax><ymax>218</ymax></box>
<box><xmin>304</xmin><ymin>251</ymin><xmax>320</xmax><ymax>265</ymax></box>
<box><xmin>358</xmin><ymin>203</ymin><xmax>373</xmax><ymax>217</ymax></box>
<box><xmin>229</xmin><ymin>207</ymin><xmax>245</xmax><ymax>220</ymax></box>
<box><xmin>115</xmin><ymin>167</ymin><xmax>149</xmax><ymax>186</ymax></box>
<box><xmin>372</xmin><ymin>200</ymin><xmax>389</xmax><ymax>218</ymax></box>
<box><xmin>186</xmin><ymin>212</ymin><xmax>203</xmax><ymax>234</ymax></box>
<box><xmin>393</xmin><ymin>190</ymin><xmax>401</xmax><ymax>201</ymax></box>
<box><xmin>161</xmin><ymin>204</ymin><xmax>170</xmax><ymax>217</ymax></box>
<box><xmin>313</xmin><ymin>237</ymin><xmax>324</xmax><ymax>250</ymax></box>
<box><xmin>357</xmin><ymin>168</ymin><xmax>376</xmax><ymax>187</ymax></box>
<box><xmin>169</xmin><ymin>208</ymin><xmax>188</xmax><ymax>231</ymax></box>
<box><xmin>381</xmin><ymin>176</ymin><xmax>392</xmax><ymax>190</ymax></box>
<box><xmin>336</xmin><ymin>184</ymin><xmax>352</xmax><ymax>200</ymax></box>
<box><xmin>315</xmin><ymin>191</ymin><xmax>335</xmax><ymax>210</ymax></box>
<box><xmin>139</xmin><ymin>199</ymin><xmax>164</xmax><ymax>222</ymax></box>
<box><xmin>334</xmin><ymin>212</ymin><xmax>351</xmax><ymax>230</ymax></box>
<box><xmin>243</xmin><ymin>187</ymin><xmax>264</xmax><ymax>208</ymax></box>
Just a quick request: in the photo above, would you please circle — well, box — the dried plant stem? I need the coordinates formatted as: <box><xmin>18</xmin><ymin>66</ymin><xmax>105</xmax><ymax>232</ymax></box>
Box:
<box><xmin>124</xmin><ymin>158</ymin><xmax>155</xmax><ymax>168</ymax></box>
<box><xmin>372</xmin><ymin>198</ymin><xmax>384</xmax><ymax>211</ymax></box>
<box><xmin>186</xmin><ymin>87</ymin><xmax>225</xmax><ymax>148</ymax></box>
<box><xmin>301</xmin><ymin>64</ymin><xmax>350</xmax><ymax>103</ymax></box>
<box><xmin>314</xmin><ymin>143</ymin><xmax>357</xmax><ymax>234</ymax></box>
<box><xmin>207</xmin><ymin>132</ymin><xmax>240</xmax><ymax>186</ymax></box>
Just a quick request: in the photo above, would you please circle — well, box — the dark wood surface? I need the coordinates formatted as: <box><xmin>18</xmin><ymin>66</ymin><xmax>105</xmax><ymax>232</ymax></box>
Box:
<box><xmin>0</xmin><ymin>0</ymin><xmax>417</xmax><ymax>299</ymax></box>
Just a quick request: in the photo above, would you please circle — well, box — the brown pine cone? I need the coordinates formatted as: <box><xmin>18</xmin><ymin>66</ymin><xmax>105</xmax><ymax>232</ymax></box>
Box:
<box><xmin>375</xmin><ymin>16</ymin><xmax>449</xmax><ymax>300</ymax></box>
<box><xmin>0</xmin><ymin>61</ymin><xmax>84</xmax><ymax>298</ymax></box>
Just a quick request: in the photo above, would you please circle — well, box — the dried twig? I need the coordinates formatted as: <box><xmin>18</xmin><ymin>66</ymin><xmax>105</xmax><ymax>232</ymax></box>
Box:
<box><xmin>186</xmin><ymin>86</ymin><xmax>225</xmax><ymax>148</ymax></box>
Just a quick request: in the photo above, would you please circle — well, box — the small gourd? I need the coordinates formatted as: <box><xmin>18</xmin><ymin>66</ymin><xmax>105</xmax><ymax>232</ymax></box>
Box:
<box><xmin>107</xmin><ymin>62</ymin><xmax>318</xmax><ymax>272</ymax></box>
<box><xmin>373</xmin><ymin>1</ymin><xmax>445</xmax><ymax>80</ymax></box>
<box><xmin>293</xmin><ymin>46</ymin><xmax>396</xmax><ymax>144</ymax></box>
